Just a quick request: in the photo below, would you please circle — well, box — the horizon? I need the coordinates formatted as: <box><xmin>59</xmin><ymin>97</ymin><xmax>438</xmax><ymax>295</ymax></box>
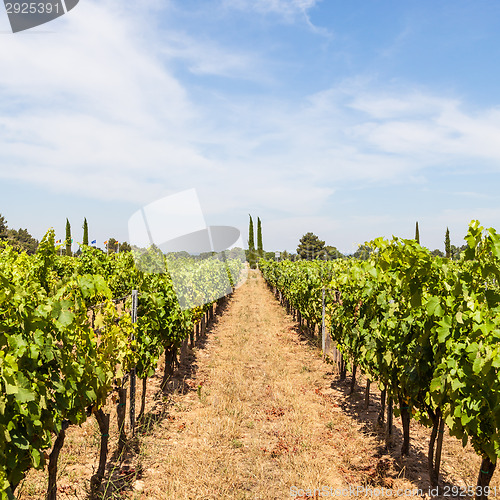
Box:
<box><xmin>0</xmin><ymin>211</ymin><xmax>470</xmax><ymax>257</ymax></box>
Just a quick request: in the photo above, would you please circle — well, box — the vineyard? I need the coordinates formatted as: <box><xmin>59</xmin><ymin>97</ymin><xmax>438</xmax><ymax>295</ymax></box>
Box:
<box><xmin>2</xmin><ymin>221</ymin><xmax>500</xmax><ymax>499</ymax></box>
<box><xmin>0</xmin><ymin>229</ymin><xmax>244</xmax><ymax>499</ymax></box>
<box><xmin>260</xmin><ymin>221</ymin><xmax>500</xmax><ymax>499</ymax></box>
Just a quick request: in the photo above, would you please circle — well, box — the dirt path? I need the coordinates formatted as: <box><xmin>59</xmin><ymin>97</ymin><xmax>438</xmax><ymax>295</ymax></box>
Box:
<box><xmin>138</xmin><ymin>271</ymin><xmax>396</xmax><ymax>499</ymax></box>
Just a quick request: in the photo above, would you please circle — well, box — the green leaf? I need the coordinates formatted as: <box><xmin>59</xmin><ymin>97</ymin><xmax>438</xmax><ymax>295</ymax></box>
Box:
<box><xmin>4</xmin><ymin>381</ymin><xmax>18</xmax><ymax>396</ymax></box>
<box><xmin>426</xmin><ymin>296</ymin><xmax>443</xmax><ymax>316</ymax></box>
<box><xmin>436</xmin><ymin>315</ymin><xmax>452</xmax><ymax>343</ymax></box>
<box><xmin>461</xmin><ymin>413</ymin><xmax>473</xmax><ymax>426</ymax></box>
<box><xmin>16</xmin><ymin>387</ymin><xmax>36</xmax><ymax>403</ymax></box>
<box><xmin>451</xmin><ymin>378</ymin><xmax>465</xmax><ymax>391</ymax></box>
<box><xmin>11</xmin><ymin>432</ymin><xmax>30</xmax><ymax>450</ymax></box>
<box><xmin>58</xmin><ymin>309</ymin><xmax>75</xmax><ymax>327</ymax></box>
<box><xmin>31</xmin><ymin>448</ymin><xmax>42</xmax><ymax>468</ymax></box>
<box><xmin>77</xmin><ymin>275</ymin><xmax>95</xmax><ymax>298</ymax></box>
<box><xmin>430</xmin><ymin>376</ymin><xmax>443</xmax><ymax>393</ymax></box>
<box><xmin>7</xmin><ymin>334</ymin><xmax>27</xmax><ymax>351</ymax></box>
<box><xmin>445</xmin><ymin>413</ymin><xmax>455</xmax><ymax>430</ymax></box>
<box><xmin>473</xmin><ymin>355</ymin><xmax>484</xmax><ymax>374</ymax></box>
<box><xmin>5</xmin><ymin>381</ymin><xmax>36</xmax><ymax>403</ymax></box>
<box><xmin>437</xmin><ymin>326</ymin><xmax>450</xmax><ymax>343</ymax></box>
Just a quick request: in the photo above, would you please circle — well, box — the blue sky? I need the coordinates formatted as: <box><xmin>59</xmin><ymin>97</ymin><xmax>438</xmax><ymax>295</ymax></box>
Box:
<box><xmin>1</xmin><ymin>0</ymin><xmax>500</xmax><ymax>254</ymax></box>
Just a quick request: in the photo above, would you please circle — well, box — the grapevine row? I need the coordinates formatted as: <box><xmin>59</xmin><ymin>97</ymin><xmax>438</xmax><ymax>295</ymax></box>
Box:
<box><xmin>260</xmin><ymin>221</ymin><xmax>500</xmax><ymax>499</ymax></box>
<box><xmin>0</xmin><ymin>229</ymin><xmax>243</xmax><ymax>499</ymax></box>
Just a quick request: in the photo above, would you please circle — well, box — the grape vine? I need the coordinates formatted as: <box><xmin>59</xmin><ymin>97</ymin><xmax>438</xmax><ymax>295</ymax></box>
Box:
<box><xmin>261</xmin><ymin>221</ymin><xmax>500</xmax><ymax>498</ymax></box>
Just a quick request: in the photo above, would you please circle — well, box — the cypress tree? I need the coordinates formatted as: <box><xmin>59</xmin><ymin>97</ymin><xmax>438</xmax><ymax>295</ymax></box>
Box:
<box><xmin>415</xmin><ymin>221</ymin><xmax>420</xmax><ymax>245</ymax></box>
<box><xmin>257</xmin><ymin>217</ymin><xmax>263</xmax><ymax>258</ymax></box>
<box><xmin>445</xmin><ymin>227</ymin><xmax>451</xmax><ymax>258</ymax></box>
<box><xmin>248</xmin><ymin>215</ymin><xmax>256</xmax><ymax>269</ymax></box>
<box><xmin>83</xmin><ymin>218</ymin><xmax>89</xmax><ymax>246</ymax></box>
<box><xmin>65</xmin><ymin>219</ymin><xmax>72</xmax><ymax>257</ymax></box>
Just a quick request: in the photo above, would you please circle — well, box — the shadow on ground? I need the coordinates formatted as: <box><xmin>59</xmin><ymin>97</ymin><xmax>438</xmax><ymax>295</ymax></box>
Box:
<box><xmin>94</xmin><ymin>294</ymin><xmax>233</xmax><ymax>499</ymax></box>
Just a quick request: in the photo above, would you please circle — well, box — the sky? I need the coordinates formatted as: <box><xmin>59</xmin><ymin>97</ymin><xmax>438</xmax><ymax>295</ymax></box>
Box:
<box><xmin>1</xmin><ymin>0</ymin><xmax>500</xmax><ymax>255</ymax></box>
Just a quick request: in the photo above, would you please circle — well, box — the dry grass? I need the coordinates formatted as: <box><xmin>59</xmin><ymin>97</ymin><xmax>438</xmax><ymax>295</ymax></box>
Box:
<box><xmin>138</xmin><ymin>271</ymin><xmax>390</xmax><ymax>499</ymax></box>
<box><xmin>17</xmin><ymin>270</ymin><xmax>500</xmax><ymax>499</ymax></box>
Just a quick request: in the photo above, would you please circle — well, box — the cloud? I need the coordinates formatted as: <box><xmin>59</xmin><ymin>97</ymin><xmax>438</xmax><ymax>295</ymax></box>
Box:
<box><xmin>222</xmin><ymin>0</ymin><xmax>320</xmax><ymax>18</ymax></box>
<box><xmin>348</xmin><ymin>90</ymin><xmax>500</xmax><ymax>166</ymax></box>
<box><xmin>1</xmin><ymin>0</ymin><xmax>500</xmax><ymax>243</ymax></box>
<box><xmin>160</xmin><ymin>31</ymin><xmax>269</xmax><ymax>82</ymax></box>
<box><xmin>219</xmin><ymin>0</ymin><xmax>330</xmax><ymax>35</ymax></box>
<box><xmin>0</xmin><ymin>1</ymin><xmax>211</xmax><ymax>203</ymax></box>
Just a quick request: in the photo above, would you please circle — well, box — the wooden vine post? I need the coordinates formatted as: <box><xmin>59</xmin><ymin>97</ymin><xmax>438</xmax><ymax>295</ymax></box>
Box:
<box><xmin>47</xmin><ymin>420</ymin><xmax>70</xmax><ymax>500</ymax></box>
<box><xmin>321</xmin><ymin>287</ymin><xmax>326</xmax><ymax>358</ymax></box>
<box><xmin>129</xmin><ymin>289</ymin><xmax>138</xmax><ymax>435</ymax></box>
<box><xmin>386</xmin><ymin>396</ymin><xmax>393</xmax><ymax>447</ymax></box>
<box><xmin>378</xmin><ymin>389</ymin><xmax>386</xmax><ymax>425</ymax></box>
<box><xmin>399</xmin><ymin>395</ymin><xmax>411</xmax><ymax>456</ymax></box>
<box><xmin>91</xmin><ymin>409</ymin><xmax>110</xmax><ymax>497</ymax></box>
<box><xmin>117</xmin><ymin>387</ymin><xmax>127</xmax><ymax>453</ymax></box>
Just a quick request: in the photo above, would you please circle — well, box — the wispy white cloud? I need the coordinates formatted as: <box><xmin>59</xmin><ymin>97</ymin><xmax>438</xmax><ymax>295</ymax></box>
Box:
<box><xmin>219</xmin><ymin>0</ymin><xmax>330</xmax><ymax>36</ymax></box>
<box><xmin>222</xmin><ymin>0</ymin><xmax>320</xmax><ymax>18</ymax></box>
<box><xmin>452</xmin><ymin>191</ymin><xmax>491</xmax><ymax>199</ymax></box>
<box><xmin>348</xmin><ymin>90</ymin><xmax>500</xmax><ymax>166</ymax></box>
<box><xmin>159</xmin><ymin>32</ymin><xmax>271</xmax><ymax>82</ymax></box>
<box><xmin>1</xmin><ymin>0</ymin><xmax>499</xmax><ymax>252</ymax></box>
<box><xmin>376</xmin><ymin>25</ymin><xmax>415</xmax><ymax>60</ymax></box>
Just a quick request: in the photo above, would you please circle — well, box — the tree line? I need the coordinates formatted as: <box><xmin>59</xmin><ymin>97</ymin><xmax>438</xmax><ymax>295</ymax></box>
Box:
<box><xmin>259</xmin><ymin>221</ymin><xmax>468</xmax><ymax>262</ymax></box>
<box><xmin>0</xmin><ymin>214</ymin><xmax>132</xmax><ymax>256</ymax></box>
<box><xmin>0</xmin><ymin>214</ymin><xmax>38</xmax><ymax>254</ymax></box>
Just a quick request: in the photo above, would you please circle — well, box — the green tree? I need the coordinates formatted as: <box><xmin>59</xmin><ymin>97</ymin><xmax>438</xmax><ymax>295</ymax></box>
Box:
<box><xmin>450</xmin><ymin>244</ymin><xmax>466</xmax><ymax>260</ymax></box>
<box><xmin>119</xmin><ymin>241</ymin><xmax>131</xmax><ymax>253</ymax></box>
<box><xmin>296</xmin><ymin>232</ymin><xmax>325</xmax><ymax>260</ymax></box>
<box><xmin>445</xmin><ymin>227</ymin><xmax>451</xmax><ymax>258</ymax></box>
<box><xmin>107</xmin><ymin>238</ymin><xmax>118</xmax><ymax>254</ymax></box>
<box><xmin>248</xmin><ymin>215</ymin><xmax>256</xmax><ymax>269</ymax></box>
<box><xmin>4</xmin><ymin>228</ymin><xmax>38</xmax><ymax>255</ymax></box>
<box><xmin>0</xmin><ymin>215</ymin><xmax>38</xmax><ymax>253</ymax></box>
<box><xmin>431</xmin><ymin>248</ymin><xmax>444</xmax><ymax>257</ymax></box>
<box><xmin>325</xmin><ymin>245</ymin><xmax>343</xmax><ymax>259</ymax></box>
<box><xmin>261</xmin><ymin>251</ymin><xmax>275</xmax><ymax>261</ymax></box>
<box><xmin>9</xmin><ymin>228</ymin><xmax>38</xmax><ymax>255</ymax></box>
<box><xmin>65</xmin><ymin>219</ymin><xmax>72</xmax><ymax>257</ymax></box>
<box><xmin>257</xmin><ymin>217</ymin><xmax>263</xmax><ymax>258</ymax></box>
<box><xmin>415</xmin><ymin>221</ymin><xmax>420</xmax><ymax>244</ymax></box>
<box><xmin>82</xmin><ymin>218</ymin><xmax>89</xmax><ymax>246</ymax></box>
<box><xmin>225</xmin><ymin>247</ymin><xmax>245</xmax><ymax>261</ymax></box>
<box><xmin>0</xmin><ymin>214</ymin><xmax>7</xmax><ymax>240</ymax></box>
<box><xmin>353</xmin><ymin>244</ymin><xmax>373</xmax><ymax>260</ymax></box>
